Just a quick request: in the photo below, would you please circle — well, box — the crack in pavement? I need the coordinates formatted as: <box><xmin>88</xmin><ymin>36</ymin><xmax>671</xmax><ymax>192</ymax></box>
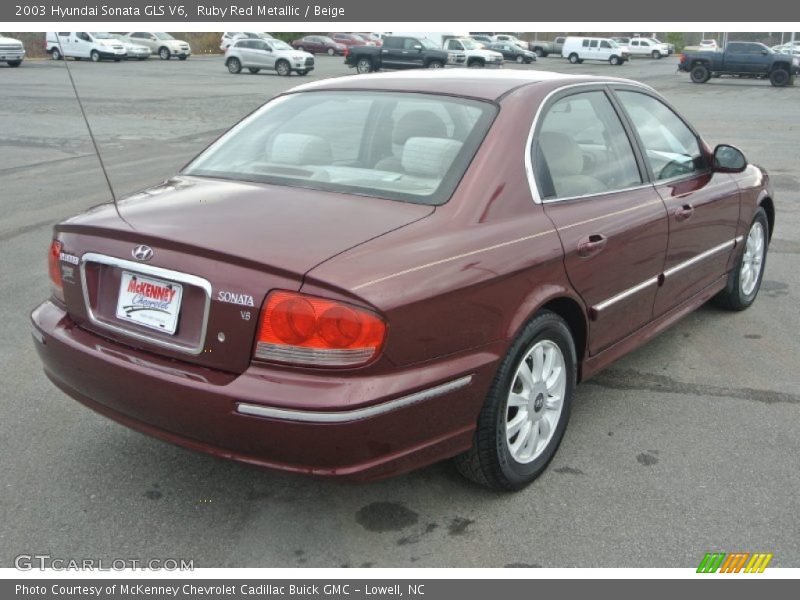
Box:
<box><xmin>585</xmin><ymin>368</ymin><xmax>800</xmax><ymax>405</ymax></box>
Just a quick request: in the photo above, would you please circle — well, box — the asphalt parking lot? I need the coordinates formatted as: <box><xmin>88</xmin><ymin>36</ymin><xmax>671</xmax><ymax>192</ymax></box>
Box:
<box><xmin>2</xmin><ymin>54</ymin><xmax>799</xmax><ymax>568</ymax></box>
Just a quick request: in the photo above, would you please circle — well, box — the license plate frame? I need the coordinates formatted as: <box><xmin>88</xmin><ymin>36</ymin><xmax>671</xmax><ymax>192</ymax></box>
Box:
<box><xmin>115</xmin><ymin>271</ymin><xmax>183</xmax><ymax>335</ymax></box>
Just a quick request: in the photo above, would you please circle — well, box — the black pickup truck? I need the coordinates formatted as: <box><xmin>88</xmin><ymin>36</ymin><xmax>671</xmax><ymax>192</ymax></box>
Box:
<box><xmin>679</xmin><ymin>41</ymin><xmax>799</xmax><ymax>86</ymax></box>
<box><xmin>345</xmin><ymin>35</ymin><xmax>464</xmax><ymax>73</ymax></box>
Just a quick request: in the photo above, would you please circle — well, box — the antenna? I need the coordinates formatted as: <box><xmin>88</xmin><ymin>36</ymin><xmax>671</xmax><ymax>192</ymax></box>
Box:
<box><xmin>55</xmin><ymin>34</ymin><xmax>119</xmax><ymax>208</ymax></box>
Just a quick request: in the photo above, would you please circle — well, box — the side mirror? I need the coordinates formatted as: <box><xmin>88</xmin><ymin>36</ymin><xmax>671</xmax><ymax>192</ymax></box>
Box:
<box><xmin>713</xmin><ymin>144</ymin><xmax>747</xmax><ymax>173</ymax></box>
<box><xmin>761</xmin><ymin>49</ymin><xmax>769</xmax><ymax>55</ymax></box>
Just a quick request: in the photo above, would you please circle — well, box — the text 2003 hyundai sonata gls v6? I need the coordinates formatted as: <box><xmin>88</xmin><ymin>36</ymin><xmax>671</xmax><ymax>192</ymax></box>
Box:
<box><xmin>32</xmin><ymin>71</ymin><xmax>774</xmax><ymax>490</ymax></box>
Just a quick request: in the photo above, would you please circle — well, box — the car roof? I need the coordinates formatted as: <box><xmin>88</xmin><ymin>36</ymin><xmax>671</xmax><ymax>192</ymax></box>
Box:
<box><xmin>287</xmin><ymin>70</ymin><xmax>649</xmax><ymax>102</ymax></box>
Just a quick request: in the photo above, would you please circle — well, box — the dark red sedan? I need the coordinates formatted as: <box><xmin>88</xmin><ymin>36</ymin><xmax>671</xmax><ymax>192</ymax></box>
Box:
<box><xmin>328</xmin><ymin>32</ymin><xmax>372</xmax><ymax>48</ymax></box>
<box><xmin>291</xmin><ymin>35</ymin><xmax>347</xmax><ymax>56</ymax></box>
<box><xmin>32</xmin><ymin>71</ymin><xmax>774</xmax><ymax>490</ymax></box>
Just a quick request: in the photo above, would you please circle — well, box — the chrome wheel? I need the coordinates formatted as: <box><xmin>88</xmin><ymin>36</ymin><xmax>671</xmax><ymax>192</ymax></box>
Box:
<box><xmin>505</xmin><ymin>340</ymin><xmax>566</xmax><ymax>464</ymax></box>
<box><xmin>740</xmin><ymin>221</ymin><xmax>765</xmax><ymax>296</ymax></box>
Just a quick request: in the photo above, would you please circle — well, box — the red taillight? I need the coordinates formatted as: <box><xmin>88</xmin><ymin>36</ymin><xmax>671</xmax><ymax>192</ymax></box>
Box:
<box><xmin>48</xmin><ymin>239</ymin><xmax>65</xmax><ymax>302</ymax></box>
<box><xmin>679</xmin><ymin>53</ymin><xmax>686</xmax><ymax>63</ymax></box>
<box><xmin>254</xmin><ymin>291</ymin><xmax>386</xmax><ymax>367</ymax></box>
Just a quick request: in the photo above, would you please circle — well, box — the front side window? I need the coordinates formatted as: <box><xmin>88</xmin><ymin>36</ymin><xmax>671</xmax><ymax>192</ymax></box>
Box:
<box><xmin>616</xmin><ymin>91</ymin><xmax>706</xmax><ymax>181</ymax></box>
<box><xmin>534</xmin><ymin>91</ymin><xmax>642</xmax><ymax>200</ymax></box>
<box><xmin>184</xmin><ymin>91</ymin><xmax>496</xmax><ymax>206</ymax></box>
<box><xmin>590</xmin><ymin>40</ymin><xmax>599</xmax><ymax>48</ymax></box>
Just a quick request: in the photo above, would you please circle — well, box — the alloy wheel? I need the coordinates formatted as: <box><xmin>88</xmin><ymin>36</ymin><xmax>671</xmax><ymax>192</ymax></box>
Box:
<box><xmin>504</xmin><ymin>340</ymin><xmax>566</xmax><ymax>464</ymax></box>
<box><xmin>740</xmin><ymin>221</ymin><xmax>765</xmax><ymax>296</ymax></box>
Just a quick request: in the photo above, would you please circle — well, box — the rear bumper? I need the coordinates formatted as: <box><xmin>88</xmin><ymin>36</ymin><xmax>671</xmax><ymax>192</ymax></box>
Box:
<box><xmin>31</xmin><ymin>301</ymin><xmax>498</xmax><ymax>481</ymax></box>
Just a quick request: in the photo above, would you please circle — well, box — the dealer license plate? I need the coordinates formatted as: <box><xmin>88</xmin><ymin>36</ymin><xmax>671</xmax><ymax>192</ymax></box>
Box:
<box><xmin>115</xmin><ymin>271</ymin><xmax>183</xmax><ymax>334</ymax></box>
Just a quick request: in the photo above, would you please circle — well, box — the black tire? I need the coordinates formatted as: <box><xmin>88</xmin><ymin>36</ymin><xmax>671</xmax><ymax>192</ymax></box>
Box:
<box><xmin>713</xmin><ymin>208</ymin><xmax>769</xmax><ymax>311</ymax></box>
<box><xmin>226</xmin><ymin>58</ymin><xmax>241</xmax><ymax>74</ymax></box>
<box><xmin>515</xmin><ymin>54</ymin><xmax>524</xmax><ymax>64</ymax></box>
<box><xmin>356</xmin><ymin>57</ymin><xmax>372</xmax><ymax>74</ymax></box>
<box><xmin>158</xmin><ymin>47</ymin><xmax>170</xmax><ymax>60</ymax></box>
<box><xmin>327</xmin><ymin>47</ymin><xmax>335</xmax><ymax>56</ymax></box>
<box><xmin>770</xmin><ymin>68</ymin><xmax>790</xmax><ymax>87</ymax></box>
<box><xmin>568</xmin><ymin>53</ymin><xmax>579</xmax><ymax>64</ymax></box>
<box><xmin>427</xmin><ymin>60</ymin><xmax>444</xmax><ymax>69</ymax></box>
<box><xmin>248</xmin><ymin>67</ymin><xmax>260</xmax><ymax>74</ymax></box>
<box><xmin>534</xmin><ymin>48</ymin><xmax>544</xmax><ymax>57</ymax></box>
<box><xmin>652</xmin><ymin>50</ymin><xmax>662</xmax><ymax>59</ymax></box>
<box><xmin>51</xmin><ymin>48</ymin><xmax>62</xmax><ymax>61</ymax></box>
<box><xmin>610</xmin><ymin>55</ymin><xmax>621</xmax><ymax>65</ymax></box>
<box><xmin>90</xmin><ymin>50</ymin><xmax>100</xmax><ymax>63</ymax></box>
<box><xmin>690</xmin><ymin>64</ymin><xmax>711</xmax><ymax>83</ymax></box>
<box><xmin>468</xmin><ymin>59</ymin><xmax>484</xmax><ymax>68</ymax></box>
<box><xmin>275</xmin><ymin>60</ymin><xmax>291</xmax><ymax>76</ymax></box>
<box><xmin>454</xmin><ymin>310</ymin><xmax>577</xmax><ymax>491</ymax></box>
<box><xmin>7</xmin><ymin>60</ymin><xmax>21</xmax><ymax>67</ymax></box>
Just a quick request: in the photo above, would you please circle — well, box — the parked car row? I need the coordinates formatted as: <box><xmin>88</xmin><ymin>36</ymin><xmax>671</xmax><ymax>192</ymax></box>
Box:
<box><xmin>0</xmin><ymin>33</ymin><xmax>25</xmax><ymax>67</ymax></box>
<box><xmin>45</xmin><ymin>32</ymin><xmax>191</xmax><ymax>61</ymax></box>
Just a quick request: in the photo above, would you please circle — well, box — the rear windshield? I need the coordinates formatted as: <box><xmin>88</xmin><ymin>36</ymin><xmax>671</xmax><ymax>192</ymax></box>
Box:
<box><xmin>184</xmin><ymin>91</ymin><xmax>497</xmax><ymax>205</ymax></box>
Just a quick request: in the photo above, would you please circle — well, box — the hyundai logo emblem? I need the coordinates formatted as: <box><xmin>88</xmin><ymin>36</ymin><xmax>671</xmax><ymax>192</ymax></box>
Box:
<box><xmin>132</xmin><ymin>245</ymin><xmax>154</xmax><ymax>262</ymax></box>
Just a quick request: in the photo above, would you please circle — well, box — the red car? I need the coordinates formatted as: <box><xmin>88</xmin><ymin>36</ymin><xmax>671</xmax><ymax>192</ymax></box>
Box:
<box><xmin>356</xmin><ymin>33</ymin><xmax>383</xmax><ymax>47</ymax></box>
<box><xmin>32</xmin><ymin>71</ymin><xmax>774</xmax><ymax>490</ymax></box>
<box><xmin>291</xmin><ymin>35</ymin><xmax>346</xmax><ymax>56</ymax></box>
<box><xmin>328</xmin><ymin>32</ymin><xmax>371</xmax><ymax>47</ymax></box>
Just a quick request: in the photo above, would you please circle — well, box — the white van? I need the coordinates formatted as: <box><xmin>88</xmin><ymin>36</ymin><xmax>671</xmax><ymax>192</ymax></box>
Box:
<box><xmin>561</xmin><ymin>36</ymin><xmax>629</xmax><ymax>65</ymax></box>
<box><xmin>46</xmin><ymin>32</ymin><xmax>127</xmax><ymax>62</ymax></box>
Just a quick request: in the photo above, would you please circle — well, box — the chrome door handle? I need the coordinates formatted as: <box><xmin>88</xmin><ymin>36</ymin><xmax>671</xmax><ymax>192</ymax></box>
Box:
<box><xmin>577</xmin><ymin>234</ymin><xmax>608</xmax><ymax>258</ymax></box>
<box><xmin>675</xmin><ymin>204</ymin><xmax>695</xmax><ymax>222</ymax></box>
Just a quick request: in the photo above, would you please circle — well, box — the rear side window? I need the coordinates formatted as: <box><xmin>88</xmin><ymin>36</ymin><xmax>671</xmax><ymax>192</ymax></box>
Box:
<box><xmin>184</xmin><ymin>91</ymin><xmax>497</xmax><ymax>206</ymax></box>
<box><xmin>384</xmin><ymin>37</ymin><xmax>402</xmax><ymax>49</ymax></box>
<box><xmin>615</xmin><ymin>91</ymin><xmax>706</xmax><ymax>181</ymax></box>
<box><xmin>582</xmin><ymin>39</ymin><xmax>590</xmax><ymax>47</ymax></box>
<box><xmin>590</xmin><ymin>40</ymin><xmax>599</xmax><ymax>48</ymax></box>
<box><xmin>533</xmin><ymin>91</ymin><xmax>642</xmax><ymax>200</ymax></box>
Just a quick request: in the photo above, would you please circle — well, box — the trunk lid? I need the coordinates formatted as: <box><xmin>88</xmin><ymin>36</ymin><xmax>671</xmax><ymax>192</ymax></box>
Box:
<box><xmin>56</xmin><ymin>176</ymin><xmax>432</xmax><ymax>373</ymax></box>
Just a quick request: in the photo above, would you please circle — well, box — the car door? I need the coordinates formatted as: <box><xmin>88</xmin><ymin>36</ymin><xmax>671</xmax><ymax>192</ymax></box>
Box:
<box><xmin>744</xmin><ymin>44</ymin><xmax>770</xmax><ymax>73</ymax></box>
<box><xmin>379</xmin><ymin>37</ymin><xmax>404</xmax><ymax>67</ymax></box>
<box><xmin>532</xmin><ymin>87</ymin><xmax>669</xmax><ymax>354</ymax></box>
<box><xmin>588</xmin><ymin>39</ymin><xmax>600</xmax><ymax>60</ymax></box>
<box><xmin>724</xmin><ymin>43</ymin><xmax>748</xmax><ymax>72</ymax></box>
<box><xmin>613</xmin><ymin>88</ymin><xmax>741</xmax><ymax>317</ymax></box>
<box><xmin>74</xmin><ymin>32</ymin><xmax>93</xmax><ymax>58</ymax></box>
<box><xmin>253</xmin><ymin>41</ymin><xmax>275</xmax><ymax>69</ymax></box>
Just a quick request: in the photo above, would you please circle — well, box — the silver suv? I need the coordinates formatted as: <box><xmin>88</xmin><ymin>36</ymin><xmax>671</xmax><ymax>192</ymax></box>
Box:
<box><xmin>225</xmin><ymin>38</ymin><xmax>314</xmax><ymax>76</ymax></box>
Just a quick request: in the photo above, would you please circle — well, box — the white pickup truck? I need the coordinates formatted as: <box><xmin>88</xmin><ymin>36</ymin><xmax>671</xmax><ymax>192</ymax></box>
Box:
<box><xmin>0</xmin><ymin>33</ymin><xmax>25</xmax><ymax>67</ymax></box>
<box><xmin>443</xmin><ymin>37</ymin><xmax>504</xmax><ymax>68</ymax></box>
